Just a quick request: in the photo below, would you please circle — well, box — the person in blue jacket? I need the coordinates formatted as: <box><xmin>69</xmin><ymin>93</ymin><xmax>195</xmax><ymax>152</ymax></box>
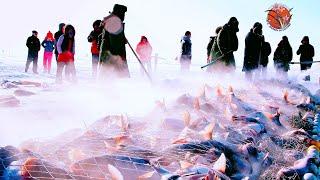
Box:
<box><xmin>41</xmin><ymin>31</ymin><xmax>55</xmax><ymax>73</ymax></box>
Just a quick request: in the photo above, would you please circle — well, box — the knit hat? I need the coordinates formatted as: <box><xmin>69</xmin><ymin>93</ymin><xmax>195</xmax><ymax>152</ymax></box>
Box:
<box><xmin>46</xmin><ymin>31</ymin><xmax>54</xmax><ymax>40</ymax></box>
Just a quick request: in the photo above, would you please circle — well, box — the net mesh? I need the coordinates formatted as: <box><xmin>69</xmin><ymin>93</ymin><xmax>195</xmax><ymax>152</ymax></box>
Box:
<box><xmin>1</xmin><ymin>80</ymin><xmax>320</xmax><ymax>179</ymax></box>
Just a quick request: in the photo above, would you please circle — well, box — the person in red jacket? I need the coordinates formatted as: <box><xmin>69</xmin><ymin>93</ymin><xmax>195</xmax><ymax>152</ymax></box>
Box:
<box><xmin>136</xmin><ymin>36</ymin><xmax>152</xmax><ymax>75</ymax></box>
<box><xmin>56</xmin><ymin>25</ymin><xmax>76</xmax><ymax>83</ymax></box>
<box><xmin>88</xmin><ymin>20</ymin><xmax>102</xmax><ymax>78</ymax></box>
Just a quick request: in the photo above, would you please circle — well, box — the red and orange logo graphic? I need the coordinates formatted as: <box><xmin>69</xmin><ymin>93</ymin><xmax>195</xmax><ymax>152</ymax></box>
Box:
<box><xmin>266</xmin><ymin>3</ymin><xmax>293</xmax><ymax>31</ymax></box>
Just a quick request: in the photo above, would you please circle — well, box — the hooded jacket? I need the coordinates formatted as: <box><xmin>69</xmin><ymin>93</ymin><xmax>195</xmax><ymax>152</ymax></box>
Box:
<box><xmin>136</xmin><ymin>38</ymin><xmax>152</xmax><ymax>62</ymax></box>
<box><xmin>297</xmin><ymin>37</ymin><xmax>314</xmax><ymax>70</ymax></box>
<box><xmin>210</xmin><ymin>23</ymin><xmax>238</xmax><ymax>67</ymax></box>
<box><xmin>41</xmin><ymin>32</ymin><xmax>55</xmax><ymax>52</ymax></box>
<box><xmin>181</xmin><ymin>35</ymin><xmax>192</xmax><ymax>56</ymax></box>
<box><xmin>88</xmin><ymin>30</ymin><xmax>102</xmax><ymax>55</ymax></box>
<box><xmin>243</xmin><ymin>29</ymin><xmax>263</xmax><ymax>71</ymax></box>
<box><xmin>273</xmin><ymin>39</ymin><xmax>293</xmax><ymax>71</ymax></box>
<box><xmin>260</xmin><ymin>41</ymin><xmax>271</xmax><ymax>67</ymax></box>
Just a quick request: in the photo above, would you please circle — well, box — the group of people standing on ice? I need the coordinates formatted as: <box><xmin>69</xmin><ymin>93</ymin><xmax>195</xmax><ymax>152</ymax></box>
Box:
<box><xmin>25</xmin><ymin>4</ymin><xmax>315</xmax><ymax>82</ymax></box>
<box><xmin>25</xmin><ymin>4</ymin><xmax>154</xmax><ymax>82</ymax></box>
<box><xmin>202</xmin><ymin>17</ymin><xmax>315</xmax><ymax>80</ymax></box>
<box><xmin>25</xmin><ymin>23</ymin><xmax>76</xmax><ymax>83</ymax></box>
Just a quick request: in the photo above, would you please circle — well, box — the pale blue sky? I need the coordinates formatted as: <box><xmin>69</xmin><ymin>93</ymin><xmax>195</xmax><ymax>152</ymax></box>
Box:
<box><xmin>0</xmin><ymin>0</ymin><xmax>319</xmax><ymax>67</ymax></box>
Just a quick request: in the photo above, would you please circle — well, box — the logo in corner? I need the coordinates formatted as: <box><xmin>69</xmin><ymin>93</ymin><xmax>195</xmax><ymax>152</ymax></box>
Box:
<box><xmin>266</xmin><ymin>3</ymin><xmax>293</xmax><ymax>31</ymax></box>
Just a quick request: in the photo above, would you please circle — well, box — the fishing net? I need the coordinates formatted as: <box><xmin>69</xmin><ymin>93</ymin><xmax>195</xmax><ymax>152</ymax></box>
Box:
<box><xmin>1</xmin><ymin>79</ymin><xmax>320</xmax><ymax>179</ymax></box>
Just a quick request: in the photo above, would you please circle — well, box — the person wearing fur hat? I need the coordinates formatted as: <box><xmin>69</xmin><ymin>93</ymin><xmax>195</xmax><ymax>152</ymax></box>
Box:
<box><xmin>242</xmin><ymin>22</ymin><xmax>263</xmax><ymax>80</ymax></box>
<box><xmin>136</xmin><ymin>36</ymin><xmax>153</xmax><ymax>75</ymax></box>
<box><xmin>25</xmin><ymin>30</ymin><xmax>40</xmax><ymax>74</ymax></box>
<box><xmin>210</xmin><ymin>17</ymin><xmax>239</xmax><ymax>72</ymax></box>
<box><xmin>99</xmin><ymin>4</ymin><xmax>130</xmax><ymax>78</ymax></box>
<box><xmin>297</xmin><ymin>36</ymin><xmax>314</xmax><ymax>81</ymax></box>
<box><xmin>41</xmin><ymin>31</ymin><xmax>55</xmax><ymax>73</ymax></box>
<box><xmin>88</xmin><ymin>20</ymin><xmax>102</xmax><ymax>78</ymax></box>
<box><xmin>273</xmin><ymin>36</ymin><xmax>293</xmax><ymax>78</ymax></box>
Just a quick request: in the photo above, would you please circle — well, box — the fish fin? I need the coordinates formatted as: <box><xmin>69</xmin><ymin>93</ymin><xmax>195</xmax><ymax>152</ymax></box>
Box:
<box><xmin>183</xmin><ymin>111</ymin><xmax>191</xmax><ymax>127</ymax></box>
<box><xmin>120</xmin><ymin>114</ymin><xmax>129</xmax><ymax>132</ymax></box>
<box><xmin>113</xmin><ymin>135</ymin><xmax>130</xmax><ymax>146</ymax></box>
<box><xmin>224</xmin><ymin>107</ymin><xmax>233</xmax><ymax>120</ymax></box>
<box><xmin>263</xmin><ymin>152</ymin><xmax>269</xmax><ymax>161</ymax></box>
<box><xmin>283</xmin><ymin>90</ymin><xmax>289</xmax><ymax>103</ymax></box>
<box><xmin>306</xmin><ymin>96</ymin><xmax>311</xmax><ymax>104</ymax></box>
<box><xmin>179</xmin><ymin>161</ymin><xmax>193</xmax><ymax>170</ymax></box>
<box><xmin>138</xmin><ymin>171</ymin><xmax>155</xmax><ymax>179</ymax></box>
<box><xmin>283</xmin><ymin>90</ymin><xmax>295</xmax><ymax>105</ymax></box>
<box><xmin>104</xmin><ymin>141</ymin><xmax>120</xmax><ymax>153</ymax></box>
<box><xmin>201</xmin><ymin>123</ymin><xmax>214</xmax><ymax>140</ymax></box>
<box><xmin>230</xmin><ymin>103</ymin><xmax>237</xmax><ymax>110</ymax></box>
<box><xmin>228</xmin><ymin>86</ymin><xmax>234</xmax><ymax>94</ymax></box>
<box><xmin>213</xmin><ymin>153</ymin><xmax>227</xmax><ymax>173</ymax></box>
<box><xmin>198</xmin><ymin>85</ymin><xmax>206</xmax><ymax>100</ymax></box>
<box><xmin>108</xmin><ymin>164</ymin><xmax>124</xmax><ymax>180</ymax></box>
<box><xmin>172</xmin><ymin>138</ymin><xmax>188</xmax><ymax>144</ymax></box>
<box><xmin>263</xmin><ymin>112</ymin><xmax>273</xmax><ymax>120</ymax></box>
<box><xmin>216</xmin><ymin>85</ymin><xmax>224</xmax><ymax>96</ymax></box>
<box><xmin>194</xmin><ymin>97</ymin><xmax>200</xmax><ymax>110</ymax></box>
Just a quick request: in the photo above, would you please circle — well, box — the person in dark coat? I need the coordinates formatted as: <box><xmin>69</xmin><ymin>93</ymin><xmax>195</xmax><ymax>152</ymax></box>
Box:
<box><xmin>297</xmin><ymin>36</ymin><xmax>314</xmax><ymax>71</ymax></box>
<box><xmin>297</xmin><ymin>36</ymin><xmax>314</xmax><ymax>81</ymax></box>
<box><xmin>99</xmin><ymin>4</ymin><xmax>129</xmax><ymax>78</ymax></box>
<box><xmin>207</xmin><ymin>37</ymin><xmax>214</xmax><ymax>63</ymax></box>
<box><xmin>259</xmin><ymin>38</ymin><xmax>272</xmax><ymax>77</ymax></box>
<box><xmin>88</xmin><ymin>20</ymin><xmax>102</xmax><ymax>78</ymax></box>
<box><xmin>54</xmin><ymin>23</ymin><xmax>65</xmax><ymax>61</ymax></box>
<box><xmin>25</xmin><ymin>30</ymin><xmax>40</xmax><ymax>73</ymax></box>
<box><xmin>273</xmin><ymin>36</ymin><xmax>293</xmax><ymax>78</ymax></box>
<box><xmin>210</xmin><ymin>17</ymin><xmax>239</xmax><ymax>72</ymax></box>
<box><xmin>180</xmin><ymin>31</ymin><xmax>192</xmax><ymax>71</ymax></box>
<box><xmin>242</xmin><ymin>22</ymin><xmax>263</xmax><ymax>80</ymax></box>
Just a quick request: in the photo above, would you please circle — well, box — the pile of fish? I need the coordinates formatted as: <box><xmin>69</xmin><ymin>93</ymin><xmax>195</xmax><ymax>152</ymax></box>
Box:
<box><xmin>1</xmin><ymin>79</ymin><xmax>320</xmax><ymax>179</ymax></box>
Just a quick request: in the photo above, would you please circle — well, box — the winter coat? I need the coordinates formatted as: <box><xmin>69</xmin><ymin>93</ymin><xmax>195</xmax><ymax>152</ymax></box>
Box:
<box><xmin>88</xmin><ymin>30</ymin><xmax>101</xmax><ymax>55</ymax></box>
<box><xmin>41</xmin><ymin>40</ymin><xmax>54</xmax><ymax>52</ymax></box>
<box><xmin>273</xmin><ymin>41</ymin><xmax>292</xmax><ymax>72</ymax></box>
<box><xmin>260</xmin><ymin>41</ymin><xmax>271</xmax><ymax>67</ymax></box>
<box><xmin>243</xmin><ymin>29</ymin><xmax>263</xmax><ymax>71</ymax></box>
<box><xmin>57</xmin><ymin>35</ymin><xmax>75</xmax><ymax>62</ymax></box>
<box><xmin>54</xmin><ymin>31</ymin><xmax>63</xmax><ymax>55</ymax></box>
<box><xmin>100</xmin><ymin>29</ymin><xmax>127</xmax><ymax>63</ymax></box>
<box><xmin>207</xmin><ymin>36</ymin><xmax>214</xmax><ymax>57</ymax></box>
<box><xmin>212</xmin><ymin>24</ymin><xmax>238</xmax><ymax>67</ymax></box>
<box><xmin>26</xmin><ymin>35</ymin><xmax>40</xmax><ymax>54</ymax></box>
<box><xmin>297</xmin><ymin>44</ymin><xmax>314</xmax><ymax>70</ymax></box>
<box><xmin>181</xmin><ymin>36</ymin><xmax>192</xmax><ymax>56</ymax></box>
<box><xmin>136</xmin><ymin>41</ymin><xmax>152</xmax><ymax>62</ymax></box>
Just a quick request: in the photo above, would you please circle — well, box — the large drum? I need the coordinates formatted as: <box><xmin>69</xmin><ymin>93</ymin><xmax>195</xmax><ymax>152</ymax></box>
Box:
<box><xmin>103</xmin><ymin>14</ymin><xmax>123</xmax><ymax>35</ymax></box>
